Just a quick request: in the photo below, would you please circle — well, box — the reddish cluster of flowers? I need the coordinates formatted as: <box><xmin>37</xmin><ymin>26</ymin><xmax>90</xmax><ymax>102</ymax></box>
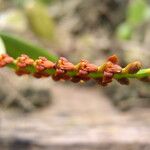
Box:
<box><xmin>97</xmin><ymin>55</ymin><xmax>122</xmax><ymax>86</ymax></box>
<box><xmin>0</xmin><ymin>54</ymin><xmax>14</xmax><ymax>67</ymax></box>
<box><xmin>0</xmin><ymin>54</ymin><xmax>145</xmax><ymax>86</ymax></box>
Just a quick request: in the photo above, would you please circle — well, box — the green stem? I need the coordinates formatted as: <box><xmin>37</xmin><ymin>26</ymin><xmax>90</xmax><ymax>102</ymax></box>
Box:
<box><xmin>46</xmin><ymin>68</ymin><xmax>150</xmax><ymax>79</ymax></box>
<box><xmin>89</xmin><ymin>68</ymin><xmax>150</xmax><ymax>79</ymax></box>
<box><xmin>8</xmin><ymin>63</ymin><xmax>150</xmax><ymax>80</ymax></box>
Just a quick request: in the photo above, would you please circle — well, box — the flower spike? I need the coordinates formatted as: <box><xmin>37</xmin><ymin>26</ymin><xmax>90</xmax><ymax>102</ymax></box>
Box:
<box><xmin>0</xmin><ymin>54</ymin><xmax>149</xmax><ymax>86</ymax></box>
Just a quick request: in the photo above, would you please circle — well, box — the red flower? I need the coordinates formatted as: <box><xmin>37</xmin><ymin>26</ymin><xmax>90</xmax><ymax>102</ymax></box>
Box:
<box><xmin>102</xmin><ymin>55</ymin><xmax>122</xmax><ymax>85</ymax></box>
<box><xmin>76</xmin><ymin>60</ymin><xmax>98</xmax><ymax>77</ymax></box>
<box><xmin>16</xmin><ymin>54</ymin><xmax>34</xmax><ymax>68</ymax></box>
<box><xmin>0</xmin><ymin>54</ymin><xmax>14</xmax><ymax>67</ymax></box>
<box><xmin>35</xmin><ymin>57</ymin><xmax>55</xmax><ymax>72</ymax></box>
<box><xmin>56</xmin><ymin>57</ymin><xmax>75</xmax><ymax>71</ymax></box>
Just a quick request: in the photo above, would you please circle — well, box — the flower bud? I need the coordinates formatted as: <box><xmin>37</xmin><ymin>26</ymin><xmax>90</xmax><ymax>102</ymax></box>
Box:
<box><xmin>15</xmin><ymin>69</ymin><xmax>30</xmax><ymax>76</ymax></box>
<box><xmin>101</xmin><ymin>55</ymin><xmax>122</xmax><ymax>85</ymax></box>
<box><xmin>102</xmin><ymin>71</ymin><xmax>113</xmax><ymax>84</ymax></box>
<box><xmin>35</xmin><ymin>57</ymin><xmax>55</xmax><ymax>72</ymax></box>
<box><xmin>122</xmin><ymin>61</ymin><xmax>142</xmax><ymax>74</ymax></box>
<box><xmin>56</xmin><ymin>57</ymin><xmax>75</xmax><ymax>71</ymax></box>
<box><xmin>16</xmin><ymin>54</ymin><xmax>34</xmax><ymax>68</ymax></box>
<box><xmin>0</xmin><ymin>54</ymin><xmax>14</xmax><ymax>67</ymax></box>
<box><xmin>76</xmin><ymin>59</ymin><xmax>97</xmax><ymax>77</ymax></box>
<box><xmin>33</xmin><ymin>71</ymin><xmax>50</xmax><ymax>78</ymax></box>
<box><xmin>76</xmin><ymin>60</ymin><xmax>97</xmax><ymax>72</ymax></box>
<box><xmin>107</xmin><ymin>55</ymin><xmax>119</xmax><ymax>64</ymax></box>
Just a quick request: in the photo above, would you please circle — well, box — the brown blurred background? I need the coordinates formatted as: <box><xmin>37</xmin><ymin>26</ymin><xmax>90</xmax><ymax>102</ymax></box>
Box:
<box><xmin>0</xmin><ymin>0</ymin><xmax>150</xmax><ymax>149</ymax></box>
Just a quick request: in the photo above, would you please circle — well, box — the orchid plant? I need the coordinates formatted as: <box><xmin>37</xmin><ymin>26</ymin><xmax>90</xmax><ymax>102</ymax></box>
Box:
<box><xmin>0</xmin><ymin>32</ymin><xmax>149</xmax><ymax>86</ymax></box>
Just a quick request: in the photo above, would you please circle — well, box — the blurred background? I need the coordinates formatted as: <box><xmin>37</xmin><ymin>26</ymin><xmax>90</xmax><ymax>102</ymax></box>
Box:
<box><xmin>0</xmin><ymin>0</ymin><xmax>150</xmax><ymax>149</ymax></box>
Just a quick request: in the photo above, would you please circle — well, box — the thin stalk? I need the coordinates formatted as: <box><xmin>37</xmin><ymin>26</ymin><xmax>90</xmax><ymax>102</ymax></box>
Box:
<box><xmin>1</xmin><ymin>54</ymin><xmax>150</xmax><ymax>85</ymax></box>
<box><xmin>89</xmin><ymin>69</ymin><xmax>150</xmax><ymax>79</ymax></box>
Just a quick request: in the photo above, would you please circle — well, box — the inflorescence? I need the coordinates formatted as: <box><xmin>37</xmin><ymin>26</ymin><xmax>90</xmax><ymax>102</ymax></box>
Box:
<box><xmin>0</xmin><ymin>54</ymin><xmax>150</xmax><ymax>86</ymax></box>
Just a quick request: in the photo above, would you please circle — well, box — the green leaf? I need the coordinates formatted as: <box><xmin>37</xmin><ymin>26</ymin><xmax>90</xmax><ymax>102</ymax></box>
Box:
<box><xmin>116</xmin><ymin>23</ymin><xmax>133</xmax><ymax>40</ymax></box>
<box><xmin>24</xmin><ymin>1</ymin><xmax>56</xmax><ymax>41</ymax></box>
<box><xmin>37</xmin><ymin>0</ymin><xmax>55</xmax><ymax>4</ymax></box>
<box><xmin>0</xmin><ymin>32</ymin><xmax>58</xmax><ymax>62</ymax></box>
<box><xmin>127</xmin><ymin>0</ymin><xmax>148</xmax><ymax>26</ymax></box>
